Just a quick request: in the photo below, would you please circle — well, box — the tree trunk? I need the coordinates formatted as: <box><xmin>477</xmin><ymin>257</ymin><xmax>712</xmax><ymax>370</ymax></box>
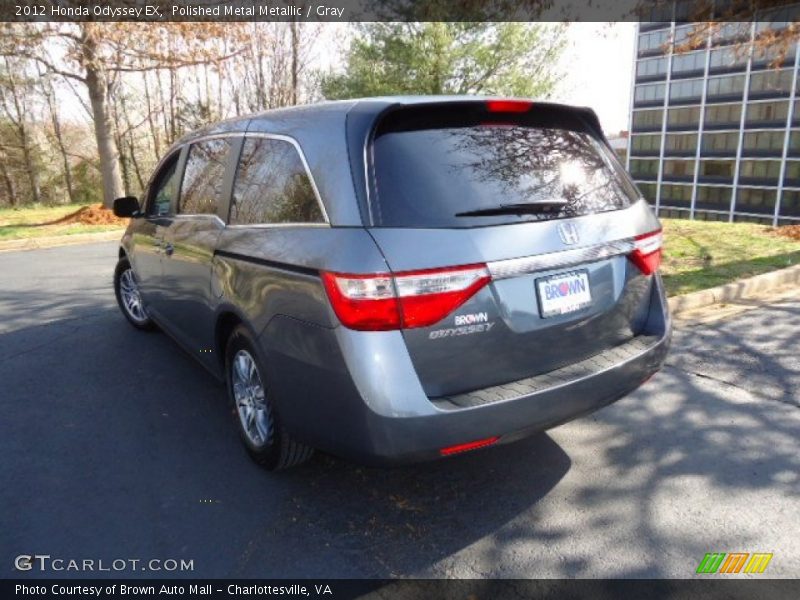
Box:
<box><xmin>0</xmin><ymin>157</ymin><xmax>17</xmax><ymax>207</ymax></box>
<box><xmin>290</xmin><ymin>20</ymin><xmax>298</xmax><ymax>105</ymax></box>
<box><xmin>80</xmin><ymin>28</ymin><xmax>124</xmax><ymax>208</ymax></box>
<box><xmin>43</xmin><ymin>75</ymin><xmax>76</xmax><ymax>204</ymax></box>
<box><xmin>1</xmin><ymin>58</ymin><xmax>41</xmax><ymax>204</ymax></box>
<box><xmin>142</xmin><ymin>71</ymin><xmax>161</xmax><ymax>159</ymax></box>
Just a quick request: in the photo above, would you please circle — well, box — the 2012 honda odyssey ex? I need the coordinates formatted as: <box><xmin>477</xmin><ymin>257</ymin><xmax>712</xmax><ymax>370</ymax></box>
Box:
<box><xmin>113</xmin><ymin>97</ymin><xmax>671</xmax><ymax>470</ymax></box>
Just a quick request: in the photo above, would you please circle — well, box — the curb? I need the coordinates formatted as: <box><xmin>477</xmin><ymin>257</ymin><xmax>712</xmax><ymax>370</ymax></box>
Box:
<box><xmin>668</xmin><ymin>263</ymin><xmax>800</xmax><ymax>315</ymax></box>
<box><xmin>0</xmin><ymin>230</ymin><xmax>123</xmax><ymax>252</ymax></box>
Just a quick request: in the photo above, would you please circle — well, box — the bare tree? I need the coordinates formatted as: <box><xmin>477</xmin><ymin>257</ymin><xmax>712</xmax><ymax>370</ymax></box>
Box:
<box><xmin>0</xmin><ymin>20</ymin><xmax>247</xmax><ymax>206</ymax></box>
<box><xmin>40</xmin><ymin>69</ymin><xmax>76</xmax><ymax>204</ymax></box>
<box><xmin>0</xmin><ymin>56</ymin><xmax>41</xmax><ymax>204</ymax></box>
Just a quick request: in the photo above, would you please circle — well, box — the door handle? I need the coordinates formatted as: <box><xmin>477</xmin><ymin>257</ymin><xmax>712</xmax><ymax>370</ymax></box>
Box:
<box><xmin>164</xmin><ymin>243</ymin><xmax>174</xmax><ymax>256</ymax></box>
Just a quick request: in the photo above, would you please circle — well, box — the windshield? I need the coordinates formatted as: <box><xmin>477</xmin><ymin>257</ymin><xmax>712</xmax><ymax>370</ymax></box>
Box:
<box><xmin>370</xmin><ymin>118</ymin><xmax>639</xmax><ymax>228</ymax></box>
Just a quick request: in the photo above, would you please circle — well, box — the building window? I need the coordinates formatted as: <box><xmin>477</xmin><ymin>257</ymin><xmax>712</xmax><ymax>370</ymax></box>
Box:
<box><xmin>706</xmin><ymin>74</ymin><xmax>746</xmax><ymax>100</ymax></box>
<box><xmin>662</xmin><ymin>159</ymin><xmax>695</xmax><ymax>180</ymax></box>
<box><xmin>749</xmin><ymin>69</ymin><xmax>794</xmax><ymax>98</ymax></box>
<box><xmin>781</xmin><ymin>189</ymin><xmax>800</xmax><ymax>217</ymax></box>
<box><xmin>739</xmin><ymin>159</ymin><xmax>782</xmax><ymax>184</ymax></box>
<box><xmin>695</xmin><ymin>185</ymin><xmax>732</xmax><ymax>211</ymax></box>
<box><xmin>745</xmin><ymin>100</ymin><xmax>790</xmax><ymax>127</ymax></box>
<box><xmin>700</xmin><ymin>159</ymin><xmax>735</xmax><ymax>180</ymax></box>
<box><xmin>713</xmin><ymin>22</ymin><xmax>751</xmax><ymax>43</ymax></box>
<box><xmin>634</xmin><ymin>83</ymin><xmax>666</xmax><ymax>105</ymax></box>
<box><xmin>636</xmin><ymin>182</ymin><xmax>658</xmax><ymax>204</ymax></box>
<box><xmin>752</xmin><ymin>42</ymin><xmax>797</xmax><ymax>67</ymax></box>
<box><xmin>630</xmin><ymin>134</ymin><xmax>662</xmax><ymax>155</ymax></box>
<box><xmin>638</xmin><ymin>29</ymin><xmax>670</xmax><ymax>55</ymax></box>
<box><xmin>709</xmin><ymin>47</ymin><xmax>747</xmax><ymax>72</ymax></box>
<box><xmin>671</xmin><ymin>51</ymin><xmax>706</xmax><ymax>76</ymax></box>
<box><xmin>667</xmin><ymin>106</ymin><xmax>701</xmax><ymax>129</ymax></box>
<box><xmin>637</xmin><ymin>56</ymin><xmax>669</xmax><ymax>79</ymax></box>
<box><xmin>629</xmin><ymin>158</ymin><xmax>660</xmax><ymax>179</ymax></box>
<box><xmin>660</xmin><ymin>183</ymin><xmax>693</xmax><ymax>207</ymax></box>
<box><xmin>704</xmin><ymin>103</ymin><xmax>742</xmax><ymax>128</ymax></box>
<box><xmin>632</xmin><ymin>108</ymin><xmax>664</xmax><ymax>131</ymax></box>
<box><xmin>785</xmin><ymin>161</ymin><xmax>800</xmax><ymax>186</ymax></box>
<box><xmin>669</xmin><ymin>78</ymin><xmax>704</xmax><ymax>102</ymax></box>
<box><xmin>664</xmin><ymin>133</ymin><xmax>698</xmax><ymax>155</ymax></box>
<box><xmin>790</xmin><ymin>131</ymin><xmax>800</xmax><ymax>157</ymax></box>
<box><xmin>742</xmin><ymin>130</ymin><xmax>786</xmax><ymax>156</ymax></box>
<box><xmin>672</xmin><ymin>23</ymin><xmax>698</xmax><ymax>47</ymax></box>
<box><xmin>701</xmin><ymin>132</ymin><xmax>739</xmax><ymax>156</ymax></box>
<box><xmin>735</xmin><ymin>187</ymin><xmax>777</xmax><ymax>214</ymax></box>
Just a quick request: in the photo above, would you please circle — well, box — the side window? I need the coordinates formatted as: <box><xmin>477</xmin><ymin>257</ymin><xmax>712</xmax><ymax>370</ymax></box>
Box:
<box><xmin>179</xmin><ymin>138</ymin><xmax>233</xmax><ymax>215</ymax></box>
<box><xmin>147</xmin><ymin>154</ymin><xmax>180</xmax><ymax>216</ymax></box>
<box><xmin>229</xmin><ymin>137</ymin><xmax>324</xmax><ymax>225</ymax></box>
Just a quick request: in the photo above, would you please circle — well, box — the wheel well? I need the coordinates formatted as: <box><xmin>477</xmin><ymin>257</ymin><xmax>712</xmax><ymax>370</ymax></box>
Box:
<box><xmin>215</xmin><ymin>312</ymin><xmax>242</xmax><ymax>368</ymax></box>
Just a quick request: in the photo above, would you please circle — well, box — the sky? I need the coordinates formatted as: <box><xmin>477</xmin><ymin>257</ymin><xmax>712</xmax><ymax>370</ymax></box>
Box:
<box><xmin>552</xmin><ymin>22</ymin><xmax>637</xmax><ymax>136</ymax></box>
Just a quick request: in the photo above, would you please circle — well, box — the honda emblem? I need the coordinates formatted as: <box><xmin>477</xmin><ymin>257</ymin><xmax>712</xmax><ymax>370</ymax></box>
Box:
<box><xmin>558</xmin><ymin>222</ymin><xmax>580</xmax><ymax>246</ymax></box>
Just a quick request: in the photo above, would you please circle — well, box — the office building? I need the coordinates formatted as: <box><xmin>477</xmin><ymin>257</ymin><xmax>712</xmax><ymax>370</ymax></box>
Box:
<box><xmin>627</xmin><ymin>4</ymin><xmax>800</xmax><ymax>224</ymax></box>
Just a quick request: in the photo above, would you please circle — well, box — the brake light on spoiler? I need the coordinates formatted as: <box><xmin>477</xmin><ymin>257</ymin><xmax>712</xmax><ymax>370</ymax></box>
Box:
<box><xmin>322</xmin><ymin>264</ymin><xmax>491</xmax><ymax>331</ymax></box>
<box><xmin>628</xmin><ymin>228</ymin><xmax>663</xmax><ymax>276</ymax></box>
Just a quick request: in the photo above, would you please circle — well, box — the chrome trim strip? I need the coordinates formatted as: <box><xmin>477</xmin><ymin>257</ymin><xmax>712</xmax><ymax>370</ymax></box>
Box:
<box><xmin>170</xmin><ymin>213</ymin><xmax>226</xmax><ymax>227</ymax></box>
<box><xmin>487</xmin><ymin>238</ymin><xmax>636</xmax><ymax>280</ymax></box>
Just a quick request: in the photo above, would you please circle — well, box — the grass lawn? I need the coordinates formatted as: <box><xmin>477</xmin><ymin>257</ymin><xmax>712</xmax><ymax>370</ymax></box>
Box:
<box><xmin>0</xmin><ymin>203</ymin><xmax>125</xmax><ymax>240</ymax></box>
<box><xmin>661</xmin><ymin>218</ymin><xmax>800</xmax><ymax>296</ymax></box>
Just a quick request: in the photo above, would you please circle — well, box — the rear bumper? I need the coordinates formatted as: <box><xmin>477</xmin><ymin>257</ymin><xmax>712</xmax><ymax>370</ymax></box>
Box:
<box><xmin>262</xmin><ymin>275</ymin><xmax>671</xmax><ymax>466</ymax></box>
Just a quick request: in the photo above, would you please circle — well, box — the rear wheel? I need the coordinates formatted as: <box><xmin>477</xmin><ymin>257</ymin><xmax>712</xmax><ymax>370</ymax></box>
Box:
<box><xmin>225</xmin><ymin>326</ymin><xmax>313</xmax><ymax>470</ymax></box>
<box><xmin>114</xmin><ymin>258</ymin><xmax>155</xmax><ymax>330</ymax></box>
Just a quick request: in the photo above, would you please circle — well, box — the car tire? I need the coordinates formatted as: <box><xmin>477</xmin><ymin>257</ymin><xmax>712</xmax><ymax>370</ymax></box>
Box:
<box><xmin>225</xmin><ymin>326</ymin><xmax>314</xmax><ymax>470</ymax></box>
<box><xmin>114</xmin><ymin>258</ymin><xmax>156</xmax><ymax>331</ymax></box>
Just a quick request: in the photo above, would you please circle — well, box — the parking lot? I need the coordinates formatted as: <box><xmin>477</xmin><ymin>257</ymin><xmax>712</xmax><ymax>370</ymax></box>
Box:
<box><xmin>1</xmin><ymin>242</ymin><xmax>798</xmax><ymax>578</ymax></box>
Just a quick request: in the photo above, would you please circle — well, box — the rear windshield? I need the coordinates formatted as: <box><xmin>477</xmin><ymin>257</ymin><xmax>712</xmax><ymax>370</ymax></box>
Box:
<box><xmin>370</xmin><ymin>107</ymin><xmax>639</xmax><ymax>228</ymax></box>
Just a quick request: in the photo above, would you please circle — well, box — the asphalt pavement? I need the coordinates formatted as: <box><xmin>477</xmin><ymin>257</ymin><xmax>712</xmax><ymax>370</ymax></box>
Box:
<box><xmin>1</xmin><ymin>242</ymin><xmax>798</xmax><ymax>578</ymax></box>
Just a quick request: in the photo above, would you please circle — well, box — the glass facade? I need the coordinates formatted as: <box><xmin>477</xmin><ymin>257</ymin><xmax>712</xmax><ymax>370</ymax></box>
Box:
<box><xmin>627</xmin><ymin>7</ymin><xmax>800</xmax><ymax>225</ymax></box>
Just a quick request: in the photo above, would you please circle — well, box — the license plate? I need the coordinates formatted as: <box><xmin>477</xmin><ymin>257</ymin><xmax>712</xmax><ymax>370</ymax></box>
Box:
<box><xmin>536</xmin><ymin>270</ymin><xmax>592</xmax><ymax>318</ymax></box>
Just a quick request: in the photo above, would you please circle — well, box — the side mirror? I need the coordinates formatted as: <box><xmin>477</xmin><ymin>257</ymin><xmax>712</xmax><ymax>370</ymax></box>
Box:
<box><xmin>113</xmin><ymin>196</ymin><xmax>141</xmax><ymax>218</ymax></box>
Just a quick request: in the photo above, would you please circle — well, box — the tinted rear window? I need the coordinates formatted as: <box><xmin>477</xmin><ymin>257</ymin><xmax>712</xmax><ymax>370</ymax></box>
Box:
<box><xmin>370</xmin><ymin>109</ymin><xmax>639</xmax><ymax>228</ymax></box>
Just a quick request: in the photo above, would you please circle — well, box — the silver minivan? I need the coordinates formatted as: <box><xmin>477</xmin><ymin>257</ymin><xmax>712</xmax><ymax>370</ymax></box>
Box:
<box><xmin>113</xmin><ymin>97</ymin><xmax>671</xmax><ymax>469</ymax></box>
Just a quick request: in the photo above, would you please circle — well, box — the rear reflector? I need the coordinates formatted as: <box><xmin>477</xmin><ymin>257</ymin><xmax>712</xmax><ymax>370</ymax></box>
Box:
<box><xmin>629</xmin><ymin>228</ymin><xmax>663</xmax><ymax>276</ymax></box>
<box><xmin>486</xmin><ymin>99</ymin><xmax>532</xmax><ymax>113</ymax></box>
<box><xmin>322</xmin><ymin>264</ymin><xmax>490</xmax><ymax>331</ymax></box>
<box><xmin>440</xmin><ymin>436</ymin><xmax>500</xmax><ymax>456</ymax></box>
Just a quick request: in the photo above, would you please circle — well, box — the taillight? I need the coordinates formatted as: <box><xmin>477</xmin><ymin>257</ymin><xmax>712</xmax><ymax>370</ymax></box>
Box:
<box><xmin>486</xmin><ymin>99</ymin><xmax>532</xmax><ymax>113</ymax></box>
<box><xmin>629</xmin><ymin>228</ymin><xmax>663</xmax><ymax>276</ymax></box>
<box><xmin>321</xmin><ymin>264</ymin><xmax>491</xmax><ymax>331</ymax></box>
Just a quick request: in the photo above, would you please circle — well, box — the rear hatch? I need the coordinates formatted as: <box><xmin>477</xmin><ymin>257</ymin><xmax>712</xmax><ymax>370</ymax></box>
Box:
<box><xmin>349</xmin><ymin>100</ymin><xmax>662</xmax><ymax>398</ymax></box>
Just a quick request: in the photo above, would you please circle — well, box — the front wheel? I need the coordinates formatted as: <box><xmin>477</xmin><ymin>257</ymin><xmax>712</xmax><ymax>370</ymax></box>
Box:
<box><xmin>225</xmin><ymin>326</ymin><xmax>314</xmax><ymax>470</ymax></box>
<box><xmin>114</xmin><ymin>258</ymin><xmax>155</xmax><ymax>330</ymax></box>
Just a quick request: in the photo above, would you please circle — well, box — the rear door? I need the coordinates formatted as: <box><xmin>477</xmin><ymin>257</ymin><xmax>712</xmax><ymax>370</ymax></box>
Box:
<box><xmin>364</xmin><ymin>102</ymin><xmax>662</xmax><ymax>397</ymax></box>
<box><xmin>159</xmin><ymin>136</ymin><xmax>238</xmax><ymax>361</ymax></box>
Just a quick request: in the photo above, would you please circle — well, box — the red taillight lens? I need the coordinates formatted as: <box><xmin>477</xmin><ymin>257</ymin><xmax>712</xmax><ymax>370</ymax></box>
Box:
<box><xmin>629</xmin><ymin>228</ymin><xmax>663</xmax><ymax>276</ymax></box>
<box><xmin>321</xmin><ymin>264</ymin><xmax>491</xmax><ymax>331</ymax></box>
<box><xmin>440</xmin><ymin>436</ymin><xmax>500</xmax><ymax>456</ymax></box>
<box><xmin>486</xmin><ymin>99</ymin><xmax>532</xmax><ymax>113</ymax></box>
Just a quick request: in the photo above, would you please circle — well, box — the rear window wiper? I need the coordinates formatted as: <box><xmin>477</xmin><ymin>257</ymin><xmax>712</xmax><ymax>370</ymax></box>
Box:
<box><xmin>455</xmin><ymin>201</ymin><xmax>567</xmax><ymax>217</ymax></box>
